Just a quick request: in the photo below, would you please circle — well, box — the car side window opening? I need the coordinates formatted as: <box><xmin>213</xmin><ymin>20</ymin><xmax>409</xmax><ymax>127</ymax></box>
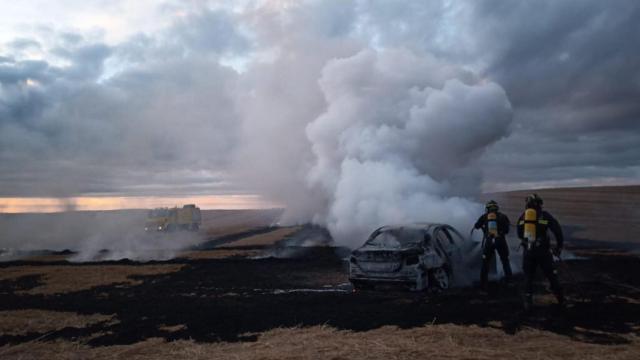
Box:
<box><xmin>438</xmin><ymin>228</ymin><xmax>454</xmax><ymax>245</ymax></box>
<box><xmin>423</xmin><ymin>233</ymin><xmax>431</xmax><ymax>245</ymax></box>
<box><xmin>434</xmin><ymin>229</ymin><xmax>446</xmax><ymax>249</ymax></box>
<box><xmin>435</xmin><ymin>228</ymin><xmax>458</xmax><ymax>258</ymax></box>
<box><xmin>445</xmin><ymin>226</ymin><xmax>464</xmax><ymax>246</ymax></box>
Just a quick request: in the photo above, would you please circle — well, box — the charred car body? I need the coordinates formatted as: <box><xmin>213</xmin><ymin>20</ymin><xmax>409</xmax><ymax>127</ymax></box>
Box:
<box><xmin>349</xmin><ymin>223</ymin><xmax>468</xmax><ymax>291</ymax></box>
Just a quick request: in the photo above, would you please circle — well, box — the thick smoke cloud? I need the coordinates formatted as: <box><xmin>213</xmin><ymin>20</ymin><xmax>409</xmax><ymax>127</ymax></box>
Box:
<box><xmin>228</xmin><ymin>2</ymin><xmax>512</xmax><ymax>245</ymax></box>
<box><xmin>305</xmin><ymin>49</ymin><xmax>512</xmax><ymax>245</ymax></box>
<box><xmin>1</xmin><ymin>0</ymin><xmax>639</xmax><ymax>251</ymax></box>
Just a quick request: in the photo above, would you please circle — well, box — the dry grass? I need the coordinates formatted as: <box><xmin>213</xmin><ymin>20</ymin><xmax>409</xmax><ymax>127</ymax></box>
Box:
<box><xmin>0</xmin><ymin>264</ymin><xmax>184</xmax><ymax>295</ymax></box>
<box><xmin>1</xmin><ymin>324</ymin><xmax>638</xmax><ymax>360</ymax></box>
<box><xmin>204</xmin><ymin>225</ymin><xmax>257</xmax><ymax>238</ymax></box>
<box><xmin>200</xmin><ymin>209</ymin><xmax>282</xmax><ymax>231</ymax></box>
<box><xmin>180</xmin><ymin>226</ymin><xmax>301</xmax><ymax>259</ymax></box>
<box><xmin>157</xmin><ymin>324</ymin><xmax>187</xmax><ymax>333</ymax></box>
<box><xmin>0</xmin><ymin>310</ymin><xmax>114</xmax><ymax>336</ymax></box>
<box><xmin>218</xmin><ymin>227</ymin><xmax>301</xmax><ymax>248</ymax></box>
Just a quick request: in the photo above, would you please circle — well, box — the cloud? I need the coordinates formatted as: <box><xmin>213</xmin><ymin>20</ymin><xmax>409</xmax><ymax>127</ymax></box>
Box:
<box><xmin>454</xmin><ymin>0</ymin><xmax>640</xmax><ymax>187</ymax></box>
<box><xmin>169</xmin><ymin>8</ymin><xmax>250</xmax><ymax>55</ymax></box>
<box><xmin>0</xmin><ymin>8</ymin><xmax>248</xmax><ymax>197</ymax></box>
<box><xmin>0</xmin><ymin>0</ymin><xmax>638</xmax><ymax>231</ymax></box>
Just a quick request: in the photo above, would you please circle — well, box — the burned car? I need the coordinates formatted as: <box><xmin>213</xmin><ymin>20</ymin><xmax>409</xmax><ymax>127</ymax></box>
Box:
<box><xmin>349</xmin><ymin>223</ymin><xmax>468</xmax><ymax>291</ymax></box>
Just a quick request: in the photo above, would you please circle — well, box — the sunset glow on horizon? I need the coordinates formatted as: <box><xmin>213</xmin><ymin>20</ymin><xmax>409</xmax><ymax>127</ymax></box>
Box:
<box><xmin>0</xmin><ymin>195</ymin><xmax>280</xmax><ymax>213</ymax></box>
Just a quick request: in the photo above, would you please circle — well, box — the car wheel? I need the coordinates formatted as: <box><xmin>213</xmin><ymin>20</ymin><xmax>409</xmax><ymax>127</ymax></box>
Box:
<box><xmin>429</xmin><ymin>267</ymin><xmax>450</xmax><ymax>291</ymax></box>
<box><xmin>414</xmin><ymin>269</ymin><xmax>428</xmax><ymax>291</ymax></box>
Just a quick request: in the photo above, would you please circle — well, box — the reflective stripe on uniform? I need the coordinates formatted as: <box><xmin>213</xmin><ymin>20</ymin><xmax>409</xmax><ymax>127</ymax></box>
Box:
<box><xmin>539</xmin><ymin>219</ymin><xmax>549</xmax><ymax>225</ymax></box>
<box><xmin>518</xmin><ymin>220</ymin><xmax>525</xmax><ymax>225</ymax></box>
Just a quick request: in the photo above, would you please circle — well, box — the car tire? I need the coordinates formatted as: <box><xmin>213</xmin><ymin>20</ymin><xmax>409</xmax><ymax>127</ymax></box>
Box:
<box><xmin>429</xmin><ymin>266</ymin><xmax>450</xmax><ymax>291</ymax></box>
<box><xmin>414</xmin><ymin>269</ymin><xmax>428</xmax><ymax>291</ymax></box>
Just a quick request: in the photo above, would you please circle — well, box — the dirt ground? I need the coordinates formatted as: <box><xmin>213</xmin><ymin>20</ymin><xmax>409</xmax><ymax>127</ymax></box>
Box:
<box><xmin>1</xmin><ymin>192</ymin><xmax>640</xmax><ymax>359</ymax></box>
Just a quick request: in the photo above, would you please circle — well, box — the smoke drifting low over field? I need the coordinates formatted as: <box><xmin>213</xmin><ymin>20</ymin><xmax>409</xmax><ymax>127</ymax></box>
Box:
<box><xmin>0</xmin><ymin>210</ymin><xmax>201</xmax><ymax>261</ymax></box>
<box><xmin>0</xmin><ymin>209</ymin><xmax>282</xmax><ymax>261</ymax></box>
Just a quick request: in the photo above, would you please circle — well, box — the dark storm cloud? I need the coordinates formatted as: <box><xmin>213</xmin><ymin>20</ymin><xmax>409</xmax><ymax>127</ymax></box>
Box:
<box><xmin>0</xmin><ymin>59</ymin><xmax>49</xmax><ymax>84</ymax></box>
<box><xmin>340</xmin><ymin>0</ymin><xmax>640</xmax><ymax>187</ymax></box>
<box><xmin>50</xmin><ymin>43</ymin><xmax>112</xmax><ymax>80</ymax></box>
<box><xmin>0</xmin><ymin>7</ymin><xmax>248</xmax><ymax>198</ymax></box>
<box><xmin>473</xmin><ymin>0</ymin><xmax>640</xmax><ymax>126</ymax></box>
<box><xmin>460</xmin><ymin>0</ymin><xmax>640</xmax><ymax>187</ymax></box>
<box><xmin>1</xmin><ymin>0</ymin><xmax>639</xmax><ymax>200</ymax></box>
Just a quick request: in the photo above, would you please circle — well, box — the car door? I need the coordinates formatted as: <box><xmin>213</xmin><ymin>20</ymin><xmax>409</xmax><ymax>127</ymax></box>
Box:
<box><xmin>434</xmin><ymin>226</ymin><xmax>463</xmax><ymax>266</ymax></box>
<box><xmin>420</xmin><ymin>229</ymin><xmax>444</xmax><ymax>268</ymax></box>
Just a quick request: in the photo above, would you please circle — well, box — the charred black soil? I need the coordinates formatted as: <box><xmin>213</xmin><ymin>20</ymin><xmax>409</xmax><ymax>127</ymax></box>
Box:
<box><xmin>1</xmin><ymin>238</ymin><xmax>639</xmax><ymax>348</ymax></box>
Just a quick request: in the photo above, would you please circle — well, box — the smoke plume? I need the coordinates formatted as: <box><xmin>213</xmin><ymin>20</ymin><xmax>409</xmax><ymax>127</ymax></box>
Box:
<box><xmin>237</xmin><ymin>47</ymin><xmax>513</xmax><ymax>248</ymax></box>
<box><xmin>307</xmin><ymin>49</ymin><xmax>512</xmax><ymax>246</ymax></box>
<box><xmin>1</xmin><ymin>1</ymin><xmax>521</xmax><ymax>255</ymax></box>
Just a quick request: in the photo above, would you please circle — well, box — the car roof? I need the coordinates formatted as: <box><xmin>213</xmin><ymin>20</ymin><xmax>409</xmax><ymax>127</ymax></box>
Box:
<box><xmin>375</xmin><ymin>223</ymin><xmax>449</xmax><ymax>235</ymax></box>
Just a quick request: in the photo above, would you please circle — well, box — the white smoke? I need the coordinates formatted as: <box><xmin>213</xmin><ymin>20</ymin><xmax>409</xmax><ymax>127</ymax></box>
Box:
<box><xmin>1</xmin><ymin>1</ymin><xmax>516</xmax><ymax>255</ymax></box>
<box><xmin>315</xmin><ymin>50</ymin><xmax>512</xmax><ymax>246</ymax></box>
<box><xmin>0</xmin><ymin>211</ymin><xmax>204</xmax><ymax>262</ymax></box>
<box><xmin>69</xmin><ymin>231</ymin><xmax>202</xmax><ymax>262</ymax></box>
<box><xmin>241</xmin><ymin>48</ymin><xmax>513</xmax><ymax>247</ymax></box>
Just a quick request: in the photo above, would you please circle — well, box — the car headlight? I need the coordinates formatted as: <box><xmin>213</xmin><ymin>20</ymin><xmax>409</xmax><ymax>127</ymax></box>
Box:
<box><xmin>158</xmin><ymin>226</ymin><xmax>163</xmax><ymax>230</ymax></box>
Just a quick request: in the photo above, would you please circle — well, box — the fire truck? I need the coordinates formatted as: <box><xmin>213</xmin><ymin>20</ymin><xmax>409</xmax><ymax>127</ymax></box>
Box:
<box><xmin>145</xmin><ymin>204</ymin><xmax>201</xmax><ymax>232</ymax></box>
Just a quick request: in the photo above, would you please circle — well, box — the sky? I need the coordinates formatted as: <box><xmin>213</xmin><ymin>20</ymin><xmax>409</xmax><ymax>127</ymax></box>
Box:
<box><xmin>1</xmin><ymin>0</ymin><xmax>639</xmax><ymax>213</ymax></box>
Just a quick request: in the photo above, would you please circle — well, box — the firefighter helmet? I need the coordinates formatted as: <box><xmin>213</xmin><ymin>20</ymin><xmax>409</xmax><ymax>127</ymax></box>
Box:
<box><xmin>525</xmin><ymin>193</ymin><xmax>543</xmax><ymax>208</ymax></box>
<box><xmin>485</xmin><ymin>200</ymin><xmax>499</xmax><ymax>212</ymax></box>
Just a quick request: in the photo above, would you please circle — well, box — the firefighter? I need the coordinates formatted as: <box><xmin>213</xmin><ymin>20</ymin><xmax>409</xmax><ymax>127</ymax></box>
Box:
<box><xmin>474</xmin><ymin>200</ymin><xmax>512</xmax><ymax>290</ymax></box>
<box><xmin>517</xmin><ymin>194</ymin><xmax>565</xmax><ymax>310</ymax></box>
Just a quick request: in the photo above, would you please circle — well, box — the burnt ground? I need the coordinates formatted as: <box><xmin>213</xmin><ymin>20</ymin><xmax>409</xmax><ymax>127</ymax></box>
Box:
<box><xmin>0</xmin><ymin>226</ymin><xmax>639</xmax><ymax>352</ymax></box>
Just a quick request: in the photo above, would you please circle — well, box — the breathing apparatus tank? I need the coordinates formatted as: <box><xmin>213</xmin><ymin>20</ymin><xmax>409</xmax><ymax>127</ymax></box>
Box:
<box><xmin>523</xmin><ymin>208</ymin><xmax>537</xmax><ymax>248</ymax></box>
<box><xmin>487</xmin><ymin>212</ymin><xmax>498</xmax><ymax>237</ymax></box>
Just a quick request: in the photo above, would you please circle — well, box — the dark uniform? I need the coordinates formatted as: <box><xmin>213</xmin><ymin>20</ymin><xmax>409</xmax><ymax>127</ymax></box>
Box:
<box><xmin>474</xmin><ymin>211</ymin><xmax>512</xmax><ymax>288</ymax></box>
<box><xmin>517</xmin><ymin>199</ymin><xmax>565</xmax><ymax>307</ymax></box>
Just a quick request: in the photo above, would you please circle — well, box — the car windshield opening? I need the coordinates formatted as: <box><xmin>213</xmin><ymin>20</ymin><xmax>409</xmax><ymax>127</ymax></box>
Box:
<box><xmin>364</xmin><ymin>229</ymin><xmax>424</xmax><ymax>249</ymax></box>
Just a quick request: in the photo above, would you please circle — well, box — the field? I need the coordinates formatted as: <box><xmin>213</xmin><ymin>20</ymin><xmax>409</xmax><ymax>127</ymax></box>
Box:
<box><xmin>1</xmin><ymin>187</ymin><xmax>639</xmax><ymax>359</ymax></box>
